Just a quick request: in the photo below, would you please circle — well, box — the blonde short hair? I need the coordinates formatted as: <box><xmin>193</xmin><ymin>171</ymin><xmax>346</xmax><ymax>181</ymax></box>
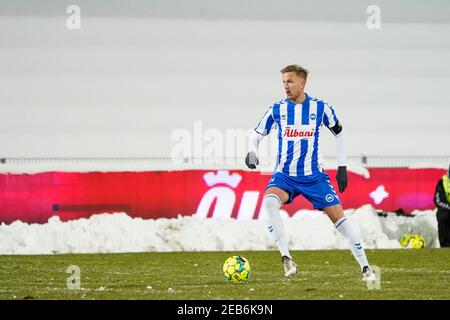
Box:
<box><xmin>280</xmin><ymin>65</ymin><xmax>308</xmax><ymax>80</ymax></box>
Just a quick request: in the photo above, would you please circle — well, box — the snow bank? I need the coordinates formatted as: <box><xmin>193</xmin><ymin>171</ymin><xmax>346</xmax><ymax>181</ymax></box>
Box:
<box><xmin>0</xmin><ymin>205</ymin><xmax>439</xmax><ymax>255</ymax></box>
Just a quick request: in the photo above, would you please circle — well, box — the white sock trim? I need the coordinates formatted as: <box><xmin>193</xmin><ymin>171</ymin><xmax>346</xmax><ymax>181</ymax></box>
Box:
<box><xmin>334</xmin><ymin>217</ymin><xmax>347</xmax><ymax>229</ymax></box>
<box><xmin>334</xmin><ymin>217</ymin><xmax>369</xmax><ymax>271</ymax></box>
<box><xmin>264</xmin><ymin>194</ymin><xmax>282</xmax><ymax>206</ymax></box>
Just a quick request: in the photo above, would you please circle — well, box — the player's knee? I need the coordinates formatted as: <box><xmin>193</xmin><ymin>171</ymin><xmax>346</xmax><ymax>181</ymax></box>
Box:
<box><xmin>265</xmin><ymin>187</ymin><xmax>289</xmax><ymax>204</ymax></box>
<box><xmin>263</xmin><ymin>194</ymin><xmax>282</xmax><ymax>209</ymax></box>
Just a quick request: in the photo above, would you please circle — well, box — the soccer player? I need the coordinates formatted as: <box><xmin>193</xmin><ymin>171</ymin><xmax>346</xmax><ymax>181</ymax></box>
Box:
<box><xmin>245</xmin><ymin>65</ymin><xmax>375</xmax><ymax>281</ymax></box>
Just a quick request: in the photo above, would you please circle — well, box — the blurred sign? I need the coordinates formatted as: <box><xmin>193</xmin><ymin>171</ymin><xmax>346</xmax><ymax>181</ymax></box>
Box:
<box><xmin>0</xmin><ymin>168</ymin><xmax>444</xmax><ymax>224</ymax></box>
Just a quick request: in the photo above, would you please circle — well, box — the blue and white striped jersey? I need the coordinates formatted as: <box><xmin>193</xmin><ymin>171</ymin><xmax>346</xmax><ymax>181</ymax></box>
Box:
<box><xmin>254</xmin><ymin>93</ymin><xmax>341</xmax><ymax>177</ymax></box>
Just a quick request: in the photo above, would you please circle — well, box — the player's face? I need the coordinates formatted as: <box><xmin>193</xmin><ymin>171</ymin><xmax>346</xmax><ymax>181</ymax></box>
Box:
<box><xmin>282</xmin><ymin>72</ymin><xmax>306</xmax><ymax>102</ymax></box>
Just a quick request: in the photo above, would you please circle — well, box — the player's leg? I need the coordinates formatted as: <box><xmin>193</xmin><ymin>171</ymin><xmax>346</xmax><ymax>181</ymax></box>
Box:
<box><xmin>323</xmin><ymin>204</ymin><xmax>374</xmax><ymax>280</ymax></box>
<box><xmin>263</xmin><ymin>187</ymin><xmax>290</xmax><ymax>256</ymax></box>
<box><xmin>263</xmin><ymin>186</ymin><xmax>297</xmax><ymax>277</ymax></box>
<box><xmin>299</xmin><ymin>174</ymin><xmax>374</xmax><ymax>280</ymax></box>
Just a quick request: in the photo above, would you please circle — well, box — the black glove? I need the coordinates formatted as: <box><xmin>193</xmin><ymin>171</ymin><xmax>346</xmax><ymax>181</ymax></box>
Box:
<box><xmin>336</xmin><ymin>166</ymin><xmax>348</xmax><ymax>193</ymax></box>
<box><xmin>245</xmin><ymin>152</ymin><xmax>259</xmax><ymax>169</ymax></box>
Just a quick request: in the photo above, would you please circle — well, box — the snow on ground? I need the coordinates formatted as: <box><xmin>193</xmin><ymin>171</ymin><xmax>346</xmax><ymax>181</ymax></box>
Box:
<box><xmin>0</xmin><ymin>205</ymin><xmax>439</xmax><ymax>255</ymax></box>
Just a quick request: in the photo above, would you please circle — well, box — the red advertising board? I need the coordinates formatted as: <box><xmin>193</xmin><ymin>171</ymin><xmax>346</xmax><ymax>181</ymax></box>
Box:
<box><xmin>0</xmin><ymin>168</ymin><xmax>444</xmax><ymax>224</ymax></box>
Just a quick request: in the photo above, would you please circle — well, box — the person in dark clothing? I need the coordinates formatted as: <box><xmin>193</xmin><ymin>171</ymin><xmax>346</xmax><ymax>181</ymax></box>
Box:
<box><xmin>434</xmin><ymin>164</ymin><xmax>450</xmax><ymax>247</ymax></box>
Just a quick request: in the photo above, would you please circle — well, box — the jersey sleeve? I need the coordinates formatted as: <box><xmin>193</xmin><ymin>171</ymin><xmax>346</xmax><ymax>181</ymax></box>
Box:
<box><xmin>323</xmin><ymin>103</ymin><xmax>343</xmax><ymax>136</ymax></box>
<box><xmin>254</xmin><ymin>106</ymin><xmax>275</xmax><ymax>136</ymax></box>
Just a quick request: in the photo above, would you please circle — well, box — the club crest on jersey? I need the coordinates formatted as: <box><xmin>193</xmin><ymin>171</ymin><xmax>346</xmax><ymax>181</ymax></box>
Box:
<box><xmin>283</xmin><ymin>126</ymin><xmax>315</xmax><ymax>138</ymax></box>
<box><xmin>310</xmin><ymin>114</ymin><xmax>316</xmax><ymax>120</ymax></box>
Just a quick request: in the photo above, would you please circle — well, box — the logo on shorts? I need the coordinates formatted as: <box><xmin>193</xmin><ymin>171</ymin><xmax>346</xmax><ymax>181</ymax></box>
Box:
<box><xmin>325</xmin><ymin>194</ymin><xmax>335</xmax><ymax>202</ymax></box>
<box><xmin>310</xmin><ymin>113</ymin><xmax>316</xmax><ymax>120</ymax></box>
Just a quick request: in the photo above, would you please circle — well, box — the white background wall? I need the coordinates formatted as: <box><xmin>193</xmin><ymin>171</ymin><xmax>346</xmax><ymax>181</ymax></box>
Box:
<box><xmin>0</xmin><ymin>1</ymin><xmax>449</xmax><ymax>159</ymax></box>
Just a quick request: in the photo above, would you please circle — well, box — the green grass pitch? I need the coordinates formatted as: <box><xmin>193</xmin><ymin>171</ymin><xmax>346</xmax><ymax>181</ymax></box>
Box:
<box><xmin>1</xmin><ymin>249</ymin><xmax>449</xmax><ymax>300</ymax></box>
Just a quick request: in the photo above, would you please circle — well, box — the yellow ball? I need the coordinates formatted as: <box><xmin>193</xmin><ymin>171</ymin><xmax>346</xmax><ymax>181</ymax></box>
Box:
<box><xmin>400</xmin><ymin>234</ymin><xmax>425</xmax><ymax>249</ymax></box>
<box><xmin>223</xmin><ymin>255</ymin><xmax>251</xmax><ymax>282</ymax></box>
<box><xmin>408</xmin><ymin>235</ymin><xmax>425</xmax><ymax>249</ymax></box>
<box><xmin>400</xmin><ymin>234</ymin><xmax>413</xmax><ymax>247</ymax></box>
